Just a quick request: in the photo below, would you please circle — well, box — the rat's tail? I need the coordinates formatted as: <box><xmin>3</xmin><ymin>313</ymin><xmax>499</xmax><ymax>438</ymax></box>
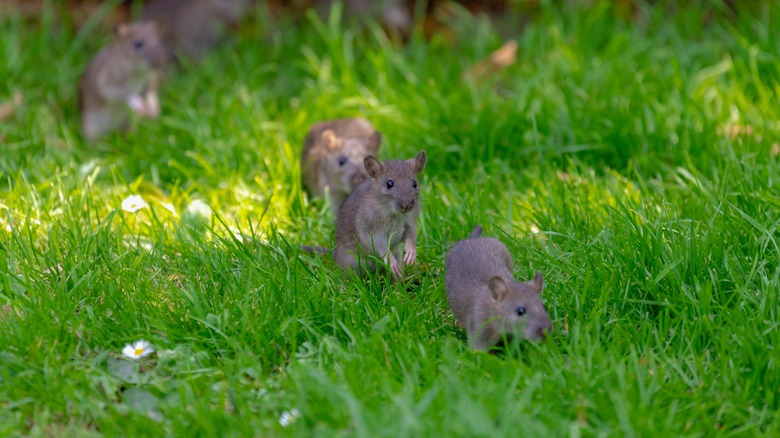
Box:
<box><xmin>300</xmin><ymin>245</ymin><xmax>331</xmax><ymax>255</ymax></box>
<box><xmin>469</xmin><ymin>225</ymin><xmax>483</xmax><ymax>239</ymax></box>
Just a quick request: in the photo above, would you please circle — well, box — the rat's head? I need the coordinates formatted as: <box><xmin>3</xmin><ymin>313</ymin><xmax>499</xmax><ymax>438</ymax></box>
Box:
<box><xmin>488</xmin><ymin>272</ymin><xmax>552</xmax><ymax>342</ymax></box>
<box><xmin>318</xmin><ymin>130</ymin><xmax>381</xmax><ymax>194</ymax></box>
<box><xmin>116</xmin><ymin>21</ymin><xmax>168</xmax><ymax>69</ymax></box>
<box><xmin>364</xmin><ymin>150</ymin><xmax>426</xmax><ymax>214</ymax></box>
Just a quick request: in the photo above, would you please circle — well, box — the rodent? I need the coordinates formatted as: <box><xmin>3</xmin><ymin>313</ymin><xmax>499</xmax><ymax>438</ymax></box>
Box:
<box><xmin>79</xmin><ymin>21</ymin><xmax>167</xmax><ymax>141</ymax></box>
<box><xmin>141</xmin><ymin>0</ymin><xmax>251</xmax><ymax>63</ymax></box>
<box><xmin>333</xmin><ymin>150</ymin><xmax>426</xmax><ymax>280</ymax></box>
<box><xmin>301</xmin><ymin>118</ymin><xmax>382</xmax><ymax>213</ymax></box>
<box><xmin>445</xmin><ymin>226</ymin><xmax>553</xmax><ymax>351</ymax></box>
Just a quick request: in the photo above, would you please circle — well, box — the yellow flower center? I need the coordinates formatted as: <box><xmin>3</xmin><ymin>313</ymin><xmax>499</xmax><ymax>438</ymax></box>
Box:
<box><xmin>134</xmin><ymin>348</ymin><xmax>145</xmax><ymax>355</ymax></box>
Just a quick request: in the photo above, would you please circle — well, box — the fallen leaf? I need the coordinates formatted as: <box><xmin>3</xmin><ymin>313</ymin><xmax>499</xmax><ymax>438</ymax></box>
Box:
<box><xmin>463</xmin><ymin>40</ymin><xmax>518</xmax><ymax>82</ymax></box>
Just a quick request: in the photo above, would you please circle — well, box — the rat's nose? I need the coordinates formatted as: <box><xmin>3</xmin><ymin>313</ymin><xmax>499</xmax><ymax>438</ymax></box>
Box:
<box><xmin>399</xmin><ymin>200</ymin><xmax>415</xmax><ymax>212</ymax></box>
<box><xmin>150</xmin><ymin>47</ymin><xmax>170</xmax><ymax>68</ymax></box>
<box><xmin>537</xmin><ymin>321</ymin><xmax>553</xmax><ymax>339</ymax></box>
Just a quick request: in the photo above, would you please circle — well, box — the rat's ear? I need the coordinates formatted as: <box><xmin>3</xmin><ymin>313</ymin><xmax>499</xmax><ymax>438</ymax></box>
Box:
<box><xmin>116</xmin><ymin>23</ymin><xmax>130</xmax><ymax>38</ymax></box>
<box><xmin>321</xmin><ymin>130</ymin><xmax>339</xmax><ymax>151</ymax></box>
<box><xmin>410</xmin><ymin>150</ymin><xmax>426</xmax><ymax>174</ymax></box>
<box><xmin>488</xmin><ymin>276</ymin><xmax>509</xmax><ymax>303</ymax></box>
<box><xmin>364</xmin><ymin>156</ymin><xmax>384</xmax><ymax>179</ymax></box>
<box><xmin>530</xmin><ymin>271</ymin><xmax>544</xmax><ymax>295</ymax></box>
<box><xmin>367</xmin><ymin>131</ymin><xmax>382</xmax><ymax>153</ymax></box>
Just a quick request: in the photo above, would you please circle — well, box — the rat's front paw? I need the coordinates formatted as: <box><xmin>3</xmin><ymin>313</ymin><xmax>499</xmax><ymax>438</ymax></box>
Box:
<box><xmin>403</xmin><ymin>243</ymin><xmax>416</xmax><ymax>266</ymax></box>
<box><xmin>127</xmin><ymin>95</ymin><xmax>146</xmax><ymax>115</ymax></box>
<box><xmin>390</xmin><ymin>257</ymin><xmax>403</xmax><ymax>279</ymax></box>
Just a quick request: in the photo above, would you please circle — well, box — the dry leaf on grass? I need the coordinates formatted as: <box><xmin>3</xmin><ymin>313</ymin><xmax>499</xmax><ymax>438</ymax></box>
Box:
<box><xmin>462</xmin><ymin>39</ymin><xmax>518</xmax><ymax>82</ymax></box>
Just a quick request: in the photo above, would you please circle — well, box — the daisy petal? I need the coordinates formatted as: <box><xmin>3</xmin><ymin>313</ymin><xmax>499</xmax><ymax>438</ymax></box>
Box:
<box><xmin>121</xmin><ymin>195</ymin><xmax>149</xmax><ymax>213</ymax></box>
<box><xmin>279</xmin><ymin>408</ymin><xmax>301</xmax><ymax>427</ymax></box>
<box><xmin>122</xmin><ymin>339</ymin><xmax>154</xmax><ymax>359</ymax></box>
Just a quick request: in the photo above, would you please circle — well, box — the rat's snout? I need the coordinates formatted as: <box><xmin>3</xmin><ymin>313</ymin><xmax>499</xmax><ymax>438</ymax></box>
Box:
<box><xmin>398</xmin><ymin>199</ymin><xmax>415</xmax><ymax>212</ymax></box>
<box><xmin>145</xmin><ymin>45</ymin><xmax>170</xmax><ymax>69</ymax></box>
<box><xmin>536</xmin><ymin>320</ymin><xmax>553</xmax><ymax>340</ymax></box>
<box><xmin>351</xmin><ymin>171</ymin><xmax>367</xmax><ymax>186</ymax></box>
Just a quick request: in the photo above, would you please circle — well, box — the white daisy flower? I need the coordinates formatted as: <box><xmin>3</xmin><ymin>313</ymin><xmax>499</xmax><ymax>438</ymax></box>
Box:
<box><xmin>122</xmin><ymin>195</ymin><xmax>149</xmax><ymax>213</ymax></box>
<box><xmin>122</xmin><ymin>339</ymin><xmax>155</xmax><ymax>359</ymax></box>
<box><xmin>279</xmin><ymin>408</ymin><xmax>301</xmax><ymax>427</ymax></box>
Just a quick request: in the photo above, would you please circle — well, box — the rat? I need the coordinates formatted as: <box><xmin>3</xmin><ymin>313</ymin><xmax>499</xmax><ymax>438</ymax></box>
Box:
<box><xmin>333</xmin><ymin>150</ymin><xmax>426</xmax><ymax>280</ymax></box>
<box><xmin>445</xmin><ymin>225</ymin><xmax>553</xmax><ymax>351</ymax></box>
<box><xmin>79</xmin><ymin>21</ymin><xmax>168</xmax><ymax>141</ymax></box>
<box><xmin>141</xmin><ymin>0</ymin><xmax>251</xmax><ymax>63</ymax></box>
<box><xmin>301</xmin><ymin>118</ymin><xmax>382</xmax><ymax>213</ymax></box>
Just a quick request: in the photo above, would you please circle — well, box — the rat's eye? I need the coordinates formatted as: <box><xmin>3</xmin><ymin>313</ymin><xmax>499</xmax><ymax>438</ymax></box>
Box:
<box><xmin>412</xmin><ymin>179</ymin><xmax>417</xmax><ymax>188</ymax></box>
<box><xmin>386</xmin><ymin>180</ymin><xmax>394</xmax><ymax>189</ymax></box>
<box><xmin>133</xmin><ymin>40</ymin><xmax>145</xmax><ymax>50</ymax></box>
<box><xmin>337</xmin><ymin>156</ymin><xmax>348</xmax><ymax>166</ymax></box>
<box><xmin>517</xmin><ymin>306</ymin><xmax>527</xmax><ymax>316</ymax></box>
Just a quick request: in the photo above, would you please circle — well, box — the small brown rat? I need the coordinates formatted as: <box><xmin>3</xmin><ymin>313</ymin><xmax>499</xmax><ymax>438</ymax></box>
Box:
<box><xmin>79</xmin><ymin>21</ymin><xmax>168</xmax><ymax>141</ymax></box>
<box><xmin>141</xmin><ymin>0</ymin><xmax>251</xmax><ymax>63</ymax></box>
<box><xmin>301</xmin><ymin>118</ymin><xmax>381</xmax><ymax>213</ymax></box>
<box><xmin>333</xmin><ymin>150</ymin><xmax>426</xmax><ymax>280</ymax></box>
<box><xmin>445</xmin><ymin>226</ymin><xmax>553</xmax><ymax>351</ymax></box>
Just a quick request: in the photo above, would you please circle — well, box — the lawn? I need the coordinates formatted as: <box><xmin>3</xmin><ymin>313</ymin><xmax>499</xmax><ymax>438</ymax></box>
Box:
<box><xmin>1</xmin><ymin>0</ymin><xmax>779</xmax><ymax>436</ymax></box>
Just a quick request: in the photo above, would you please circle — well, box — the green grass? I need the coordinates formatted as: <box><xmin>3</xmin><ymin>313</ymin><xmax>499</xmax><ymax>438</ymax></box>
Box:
<box><xmin>1</xmin><ymin>0</ymin><xmax>779</xmax><ymax>436</ymax></box>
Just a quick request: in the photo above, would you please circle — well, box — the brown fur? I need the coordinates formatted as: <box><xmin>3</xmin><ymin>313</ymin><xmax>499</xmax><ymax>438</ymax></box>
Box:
<box><xmin>79</xmin><ymin>21</ymin><xmax>168</xmax><ymax>141</ymax></box>
<box><xmin>301</xmin><ymin>118</ymin><xmax>381</xmax><ymax>213</ymax></box>
<box><xmin>333</xmin><ymin>150</ymin><xmax>426</xmax><ymax>280</ymax></box>
<box><xmin>445</xmin><ymin>226</ymin><xmax>552</xmax><ymax>350</ymax></box>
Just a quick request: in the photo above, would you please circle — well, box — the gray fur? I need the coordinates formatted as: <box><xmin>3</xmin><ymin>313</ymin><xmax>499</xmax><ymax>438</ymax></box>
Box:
<box><xmin>301</xmin><ymin>118</ymin><xmax>381</xmax><ymax>213</ymax></box>
<box><xmin>333</xmin><ymin>150</ymin><xmax>426</xmax><ymax>280</ymax></box>
<box><xmin>445</xmin><ymin>227</ymin><xmax>552</xmax><ymax>350</ymax></box>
